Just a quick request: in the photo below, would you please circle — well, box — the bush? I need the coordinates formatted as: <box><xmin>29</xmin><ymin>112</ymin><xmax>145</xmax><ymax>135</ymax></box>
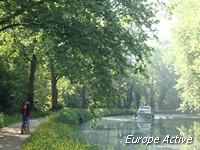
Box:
<box><xmin>90</xmin><ymin>108</ymin><xmax>135</xmax><ymax>118</ymax></box>
<box><xmin>51</xmin><ymin>108</ymin><xmax>92</xmax><ymax>126</ymax></box>
<box><xmin>74</xmin><ymin>109</ymin><xmax>93</xmax><ymax>124</ymax></box>
<box><xmin>0</xmin><ymin>113</ymin><xmax>20</xmax><ymax>128</ymax></box>
<box><xmin>0</xmin><ymin>112</ymin><xmax>4</xmax><ymax>127</ymax></box>
<box><xmin>0</xmin><ymin>111</ymin><xmax>50</xmax><ymax>128</ymax></box>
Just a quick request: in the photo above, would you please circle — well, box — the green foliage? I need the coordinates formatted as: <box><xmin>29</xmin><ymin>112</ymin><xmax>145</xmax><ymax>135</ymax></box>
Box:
<box><xmin>147</xmin><ymin>47</ymin><xmax>179</xmax><ymax>111</ymax></box>
<box><xmin>34</xmin><ymin>64</ymin><xmax>51</xmax><ymax>111</ymax></box>
<box><xmin>22</xmin><ymin>109</ymin><xmax>95</xmax><ymax>150</ymax></box>
<box><xmin>170</xmin><ymin>0</ymin><xmax>200</xmax><ymax>111</ymax></box>
<box><xmin>0</xmin><ymin>111</ymin><xmax>50</xmax><ymax>128</ymax></box>
<box><xmin>0</xmin><ymin>31</ymin><xmax>28</xmax><ymax>113</ymax></box>
<box><xmin>0</xmin><ymin>0</ymin><xmax>158</xmax><ymax>112</ymax></box>
<box><xmin>89</xmin><ymin>108</ymin><xmax>135</xmax><ymax>119</ymax></box>
<box><xmin>0</xmin><ymin>112</ymin><xmax>4</xmax><ymax>127</ymax></box>
<box><xmin>22</xmin><ymin>121</ymin><xmax>94</xmax><ymax>150</ymax></box>
<box><xmin>177</xmin><ymin>122</ymin><xmax>200</xmax><ymax>150</ymax></box>
<box><xmin>99</xmin><ymin>108</ymin><xmax>135</xmax><ymax>116</ymax></box>
<box><xmin>53</xmin><ymin>109</ymin><xmax>93</xmax><ymax>126</ymax></box>
<box><xmin>0</xmin><ymin>113</ymin><xmax>20</xmax><ymax>128</ymax></box>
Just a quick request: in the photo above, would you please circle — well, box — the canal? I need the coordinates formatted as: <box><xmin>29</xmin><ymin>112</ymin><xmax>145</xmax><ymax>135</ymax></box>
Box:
<box><xmin>79</xmin><ymin>114</ymin><xmax>200</xmax><ymax>150</ymax></box>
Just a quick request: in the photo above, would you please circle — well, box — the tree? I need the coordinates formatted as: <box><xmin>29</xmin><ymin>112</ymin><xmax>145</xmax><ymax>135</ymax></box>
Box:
<box><xmin>170</xmin><ymin>0</ymin><xmax>200</xmax><ymax>111</ymax></box>
<box><xmin>0</xmin><ymin>30</ymin><xmax>29</xmax><ymax>112</ymax></box>
<box><xmin>0</xmin><ymin>0</ymin><xmax>159</xmax><ymax>111</ymax></box>
<box><xmin>39</xmin><ymin>0</ymin><xmax>158</xmax><ymax>108</ymax></box>
<box><xmin>150</xmin><ymin>47</ymin><xmax>179</xmax><ymax>111</ymax></box>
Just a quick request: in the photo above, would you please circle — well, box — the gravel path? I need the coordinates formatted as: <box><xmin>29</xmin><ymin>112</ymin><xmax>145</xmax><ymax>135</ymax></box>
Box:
<box><xmin>0</xmin><ymin>118</ymin><xmax>46</xmax><ymax>150</ymax></box>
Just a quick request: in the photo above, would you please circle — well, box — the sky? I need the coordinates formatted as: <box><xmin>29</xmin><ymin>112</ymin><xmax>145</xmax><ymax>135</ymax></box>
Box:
<box><xmin>146</xmin><ymin>0</ymin><xmax>177</xmax><ymax>47</ymax></box>
<box><xmin>157</xmin><ymin>16</ymin><xmax>175</xmax><ymax>41</ymax></box>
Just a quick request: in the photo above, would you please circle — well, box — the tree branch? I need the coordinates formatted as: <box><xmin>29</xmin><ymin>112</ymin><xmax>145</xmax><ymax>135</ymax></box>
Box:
<box><xmin>23</xmin><ymin>53</ymin><xmax>32</xmax><ymax>62</ymax></box>
<box><xmin>56</xmin><ymin>76</ymin><xmax>61</xmax><ymax>83</ymax></box>
<box><xmin>0</xmin><ymin>0</ymin><xmax>45</xmax><ymax>28</ymax></box>
<box><xmin>0</xmin><ymin>23</ymin><xmax>22</xmax><ymax>32</ymax></box>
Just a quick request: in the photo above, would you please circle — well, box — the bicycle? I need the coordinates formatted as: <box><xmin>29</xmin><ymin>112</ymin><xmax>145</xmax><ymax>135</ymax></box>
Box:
<box><xmin>21</xmin><ymin>116</ymin><xmax>29</xmax><ymax>134</ymax></box>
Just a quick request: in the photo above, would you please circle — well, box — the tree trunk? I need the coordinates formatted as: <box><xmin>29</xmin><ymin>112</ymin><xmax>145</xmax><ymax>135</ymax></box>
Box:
<box><xmin>159</xmin><ymin>86</ymin><xmax>167</xmax><ymax>110</ymax></box>
<box><xmin>117</xmin><ymin>100</ymin><xmax>122</xmax><ymax>108</ymax></box>
<box><xmin>135</xmin><ymin>92</ymin><xmax>141</xmax><ymax>110</ymax></box>
<box><xmin>149</xmin><ymin>79</ymin><xmax>155</xmax><ymax>110</ymax></box>
<box><xmin>126</xmin><ymin>84</ymin><xmax>133</xmax><ymax>109</ymax></box>
<box><xmin>50</xmin><ymin>64</ymin><xmax>58</xmax><ymax>111</ymax></box>
<box><xmin>81</xmin><ymin>85</ymin><xmax>88</xmax><ymax>108</ymax></box>
<box><xmin>27</xmin><ymin>54</ymin><xmax>37</xmax><ymax>110</ymax></box>
<box><xmin>123</xmin><ymin>99</ymin><xmax>127</xmax><ymax>108</ymax></box>
<box><xmin>150</xmin><ymin>87</ymin><xmax>155</xmax><ymax>110</ymax></box>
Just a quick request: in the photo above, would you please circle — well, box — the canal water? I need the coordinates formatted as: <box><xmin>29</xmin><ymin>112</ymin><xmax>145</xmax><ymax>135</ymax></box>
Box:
<box><xmin>79</xmin><ymin>114</ymin><xmax>200</xmax><ymax>150</ymax></box>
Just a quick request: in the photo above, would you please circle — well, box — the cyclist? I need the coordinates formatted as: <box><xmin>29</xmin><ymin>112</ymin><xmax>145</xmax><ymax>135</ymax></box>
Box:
<box><xmin>20</xmin><ymin>102</ymin><xmax>30</xmax><ymax>134</ymax></box>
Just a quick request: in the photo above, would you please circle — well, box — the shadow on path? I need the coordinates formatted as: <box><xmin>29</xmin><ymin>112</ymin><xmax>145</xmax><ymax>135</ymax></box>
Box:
<box><xmin>0</xmin><ymin>118</ymin><xmax>46</xmax><ymax>150</ymax></box>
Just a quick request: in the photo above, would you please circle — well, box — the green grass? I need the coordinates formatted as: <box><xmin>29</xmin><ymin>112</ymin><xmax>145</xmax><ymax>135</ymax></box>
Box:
<box><xmin>0</xmin><ymin>111</ymin><xmax>50</xmax><ymax>128</ymax></box>
<box><xmin>21</xmin><ymin>108</ymin><xmax>135</xmax><ymax>150</ymax></box>
<box><xmin>0</xmin><ymin>113</ymin><xmax>20</xmax><ymax>128</ymax></box>
<box><xmin>22</xmin><ymin>108</ymin><xmax>96</xmax><ymax>150</ymax></box>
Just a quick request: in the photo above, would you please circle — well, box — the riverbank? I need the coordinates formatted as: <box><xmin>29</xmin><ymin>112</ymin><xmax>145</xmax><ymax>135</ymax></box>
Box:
<box><xmin>21</xmin><ymin>108</ymin><xmax>135</xmax><ymax>150</ymax></box>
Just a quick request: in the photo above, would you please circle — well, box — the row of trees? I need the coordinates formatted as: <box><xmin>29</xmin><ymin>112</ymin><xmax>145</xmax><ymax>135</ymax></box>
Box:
<box><xmin>124</xmin><ymin>0</ymin><xmax>200</xmax><ymax>113</ymax></box>
<box><xmin>0</xmin><ymin>0</ymin><xmax>159</xmax><ymax>113</ymax></box>
<box><xmin>119</xmin><ymin>44</ymin><xmax>180</xmax><ymax>112</ymax></box>
<box><xmin>169</xmin><ymin>0</ymin><xmax>200</xmax><ymax>112</ymax></box>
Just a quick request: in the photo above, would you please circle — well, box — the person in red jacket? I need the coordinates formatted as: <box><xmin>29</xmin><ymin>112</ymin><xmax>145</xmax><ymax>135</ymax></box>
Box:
<box><xmin>20</xmin><ymin>102</ymin><xmax>30</xmax><ymax>134</ymax></box>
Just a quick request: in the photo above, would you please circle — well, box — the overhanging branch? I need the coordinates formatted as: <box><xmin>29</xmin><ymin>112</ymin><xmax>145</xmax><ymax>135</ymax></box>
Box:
<box><xmin>0</xmin><ymin>23</ymin><xmax>22</xmax><ymax>32</ymax></box>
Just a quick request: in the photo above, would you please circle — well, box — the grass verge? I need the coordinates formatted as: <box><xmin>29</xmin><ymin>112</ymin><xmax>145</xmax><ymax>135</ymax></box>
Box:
<box><xmin>22</xmin><ymin>108</ymin><xmax>95</xmax><ymax>150</ymax></box>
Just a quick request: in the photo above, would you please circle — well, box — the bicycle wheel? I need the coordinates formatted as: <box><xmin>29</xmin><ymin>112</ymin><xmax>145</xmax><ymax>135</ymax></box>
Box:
<box><xmin>22</xmin><ymin>122</ymin><xmax>27</xmax><ymax>134</ymax></box>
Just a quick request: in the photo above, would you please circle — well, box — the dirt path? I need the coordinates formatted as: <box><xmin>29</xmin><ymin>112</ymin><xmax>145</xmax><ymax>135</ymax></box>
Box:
<box><xmin>0</xmin><ymin>118</ymin><xmax>46</xmax><ymax>150</ymax></box>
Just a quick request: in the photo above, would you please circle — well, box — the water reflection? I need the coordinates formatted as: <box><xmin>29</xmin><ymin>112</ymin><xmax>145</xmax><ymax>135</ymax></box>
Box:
<box><xmin>79</xmin><ymin>115</ymin><xmax>200</xmax><ymax>150</ymax></box>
